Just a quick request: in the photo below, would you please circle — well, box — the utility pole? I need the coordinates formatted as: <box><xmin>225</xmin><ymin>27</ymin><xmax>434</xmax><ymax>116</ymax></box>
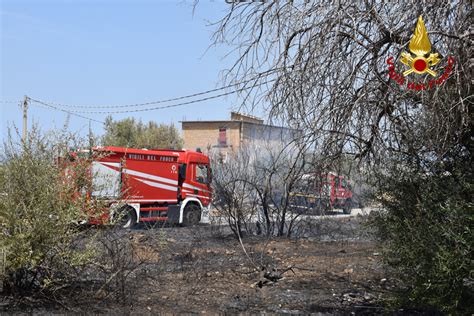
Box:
<box><xmin>88</xmin><ymin>120</ymin><xmax>93</xmax><ymax>157</ymax></box>
<box><xmin>22</xmin><ymin>95</ymin><xmax>28</xmax><ymax>143</ymax></box>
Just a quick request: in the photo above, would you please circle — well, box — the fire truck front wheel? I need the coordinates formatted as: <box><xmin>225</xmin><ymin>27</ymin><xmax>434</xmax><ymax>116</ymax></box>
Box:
<box><xmin>182</xmin><ymin>203</ymin><xmax>201</xmax><ymax>226</ymax></box>
<box><xmin>115</xmin><ymin>206</ymin><xmax>137</xmax><ymax>229</ymax></box>
<box><xmin>343</xmin><ymin>199</ymin><xmax>353</xmax><ymax>215</ymax></box>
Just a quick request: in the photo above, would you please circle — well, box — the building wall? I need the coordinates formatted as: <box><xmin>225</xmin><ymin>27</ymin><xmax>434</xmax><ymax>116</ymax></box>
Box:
<box><xmin>182</xmin><ymin>121</ymin><xmax>241</xmax><ymax>153</ymax></box>
<box><xmin>241</xmin><ymin>122</ymin><xmax>298</xmax><ymax>147</ymax></box>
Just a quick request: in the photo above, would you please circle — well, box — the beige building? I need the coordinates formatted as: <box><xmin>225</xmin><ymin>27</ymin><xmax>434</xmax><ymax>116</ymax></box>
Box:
<box><xmin>181</xmin><ymin>112</ymin><xmax>299</xmax><ymax>156</ymax></box>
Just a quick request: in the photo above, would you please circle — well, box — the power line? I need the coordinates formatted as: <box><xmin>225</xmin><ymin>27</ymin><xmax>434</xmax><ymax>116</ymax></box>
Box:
<box><xmin>30</xmin><ymin>99</ymin><xmax>105</xmax><ymax>124</ymax></box>
<box><xmin>0</xmin><ymin>100</ymin><xmax>22</xmax><ymax>104</ymax></box>
<box><xmin>8</xmin><ymin>69</ymin><xmax>282</xmax><ymax>125</ymax></box>
<box><xmin>28</xmin><ymin>71</ymin><xmax>277</xmax><ymax>109</ymax></box>
<box><xmin>0</xmin><ymin>98</ymin><xmax>103</xmax><ymax>125</ymax></box>
<box><xmin>28</xmin><ymin>79</ymin><xmax>275</xmax><ymax>114</ymax></box>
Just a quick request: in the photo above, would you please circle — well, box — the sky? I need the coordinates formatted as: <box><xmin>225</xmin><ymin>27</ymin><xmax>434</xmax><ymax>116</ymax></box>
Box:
<box><xmin>0</xmin><ymin>0</ymin><xmax>248</xmax><ymax>142</ymax></box>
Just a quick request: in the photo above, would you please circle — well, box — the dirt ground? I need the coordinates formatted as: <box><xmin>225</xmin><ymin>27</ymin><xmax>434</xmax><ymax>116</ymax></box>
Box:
<box><xmin>0</xmin><ymin>216</ymin><xmax>432</xmax><ymax>315</ymax></box>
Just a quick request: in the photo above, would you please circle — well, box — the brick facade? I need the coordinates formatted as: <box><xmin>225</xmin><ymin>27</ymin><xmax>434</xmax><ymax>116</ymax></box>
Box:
<box><xmin>182</xmin><ymin>121</ymin><xmax>241</xmax><ymax>153</ymax></box>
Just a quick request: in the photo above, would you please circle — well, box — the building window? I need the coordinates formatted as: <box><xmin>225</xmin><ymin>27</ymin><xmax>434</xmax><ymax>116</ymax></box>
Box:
<box><xmin>218</xmin><ymin>127</ymin><xmax>227</xmax><ymax>147</ymax></box>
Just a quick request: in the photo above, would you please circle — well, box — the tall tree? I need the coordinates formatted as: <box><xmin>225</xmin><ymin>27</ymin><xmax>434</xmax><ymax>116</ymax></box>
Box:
<box><xmin>213</xmin><ymin>1</ymin><xmax>470</xmax><ymax>163</ymax></box>
<box><xmin>213</xmin><ymin>1</ymin><xmax>472</xmax><ymax>312</ymax></box>
<box><xmin>102</xmin><ymin>116</ymin><xmax>183</xmax><ymax>150</ymax></box>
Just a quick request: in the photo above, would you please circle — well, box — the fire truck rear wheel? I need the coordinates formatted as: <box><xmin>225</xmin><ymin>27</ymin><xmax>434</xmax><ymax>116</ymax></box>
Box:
<box><xmin>116</xmin><ymin>206</ymin><xmax>137</xmax><ymax>229</ymax></box>
<box><xmin>182</xmin><ymin>203</ymin><xmax>201</xmax><ymax>226</ymax></box>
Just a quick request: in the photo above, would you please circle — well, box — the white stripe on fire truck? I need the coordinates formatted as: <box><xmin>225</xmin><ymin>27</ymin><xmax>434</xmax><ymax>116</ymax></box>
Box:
<box><xmin>187</xmin><ymin>194</ymin><xmax>210</xmax><ymax>200</ymax></box>
<box><xmin>128</xmin><ymin>199</ymin><xmax>178</xmax><ymax>202</ymax></box>
<box><xmin>122</xmin><ymin>168</ymin><xmax>178</xmax><ymax>185</ymax></box>
<box><xmin>100</xmin><ymin>164</ymin><xmax>209</xmax><ymax>195</ymax></box>
<box><xmin>182</xmin><ymin>183</ymin><xmax>211</xmax><ymax>193</ymax></box>
<box><xmin>134</xmin><ymin>178</ymin><xmax>177</xmax><ymax>192</ymax></box>
<box><xmin>99</xmin><ymin>162</ymin><xmax>120</xmax><ymax>168</ymax></box>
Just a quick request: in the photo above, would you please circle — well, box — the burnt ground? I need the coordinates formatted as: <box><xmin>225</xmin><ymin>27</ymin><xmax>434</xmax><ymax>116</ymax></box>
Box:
<box><xmin>0</xmin><ymin>216</ymin><xmax>433</xmax><ymax>315</ymax></box>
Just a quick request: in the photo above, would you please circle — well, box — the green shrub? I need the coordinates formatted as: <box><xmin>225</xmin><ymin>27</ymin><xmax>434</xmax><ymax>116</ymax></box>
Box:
<box><xmin>370</xmin><ymin>161</ymin><xmax>473</xmax><ymax>313</ymax></box>
<box><xmin>0</xmin><ymin>129</ymin><xmax>96</xmax><ymax>294</ymax></box>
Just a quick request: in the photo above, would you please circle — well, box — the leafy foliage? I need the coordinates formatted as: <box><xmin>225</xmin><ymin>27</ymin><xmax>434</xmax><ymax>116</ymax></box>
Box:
<box><xmin>0</xmin><ymin>128</ymin><xmax>96</xmax><ymax>294</ymax></box>
<box><xmin>102</xmin><ymin>116</ymin><xmax>183</xmax><ymax>150</ymax></box>
<box><xmin>371</xmin><ymin>159</ymin><xmax>473</xmax><ymax>313</ymax></box>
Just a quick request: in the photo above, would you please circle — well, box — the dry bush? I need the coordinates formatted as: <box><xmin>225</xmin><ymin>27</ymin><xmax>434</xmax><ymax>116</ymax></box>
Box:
<box><xmin>211</xmin><ymin>142</ymin><xmax>313</xmax><ymax>238</ymax></box>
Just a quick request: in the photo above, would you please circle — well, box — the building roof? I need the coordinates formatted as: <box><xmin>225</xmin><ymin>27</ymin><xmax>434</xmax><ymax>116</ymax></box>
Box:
<box><xmin>181</xmin><ymin>120</ymin><xmax>241</xmax><ymax>124</ymax></box>
<box><xmin>181</xmin><ymin>111</ymin><xmax>301</xmax><ymax>132</ymax></box>
<box><xmin>230</xmin><ymin>111</ymin><xmax>264</xmax><ymax>124</ymax></box>
<box><xmin>181</xmin><ymin>120</ymin><xmax>298</xmax><ymax>131</ymax></box>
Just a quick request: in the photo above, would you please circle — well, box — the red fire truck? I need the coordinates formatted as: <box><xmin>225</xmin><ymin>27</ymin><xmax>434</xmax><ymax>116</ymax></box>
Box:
<box><xmin>290</xmin><ymin>172</ymin><xmax>354</xmax><ymax>214</ymax></box>
<box><xmin>67</xmin><ymin>146</ymin><xmax>212</xmax><ymax>228</ymax></box>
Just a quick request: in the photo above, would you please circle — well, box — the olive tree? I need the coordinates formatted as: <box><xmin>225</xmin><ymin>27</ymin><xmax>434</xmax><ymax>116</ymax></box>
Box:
<box><xmin>102</xmin><ymin>116</ymin><xmax>183</xmax><ymax>149</ymax></box>
<box><xmin>211</xmin><ymin>1</ymin><xmax>472</xmax><ymax>312</ymax></box>
<box><xmin>0</xmin><ymin>127</ymin><xmax>97</xmax><ymax>295</ymax></box>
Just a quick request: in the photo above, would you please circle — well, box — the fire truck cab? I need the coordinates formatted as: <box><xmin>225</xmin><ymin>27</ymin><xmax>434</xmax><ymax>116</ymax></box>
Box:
<box><xmin>72</xmin><ymin>146</ymin><xmax>212</xmax><ymax>228</ymax></box>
